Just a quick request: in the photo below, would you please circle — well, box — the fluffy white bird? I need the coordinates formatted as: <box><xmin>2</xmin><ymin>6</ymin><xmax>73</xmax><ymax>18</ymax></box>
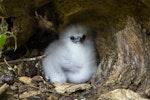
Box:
<box><xmin>42</xmin><ymin>24</ymin><xmax>97</xmax><ymax>83</ymax></box>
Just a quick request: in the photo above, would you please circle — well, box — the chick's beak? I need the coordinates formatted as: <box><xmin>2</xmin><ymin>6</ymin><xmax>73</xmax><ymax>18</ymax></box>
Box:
<box><xmin>71</xmin><ymin>35</ymin><xmax>86</xmax><ymax>43</ymax></box>
<box><xmin>75</xmin><ymin>36</ymin><xmax>82</xmax><ymax>43</ymax></box>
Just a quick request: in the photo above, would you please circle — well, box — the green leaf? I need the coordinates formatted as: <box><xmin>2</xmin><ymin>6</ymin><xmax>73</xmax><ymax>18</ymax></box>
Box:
<box><xmin>0</xmin><ymin>33</ymin><xmax>7</xmax><ymax>50</ymax></box>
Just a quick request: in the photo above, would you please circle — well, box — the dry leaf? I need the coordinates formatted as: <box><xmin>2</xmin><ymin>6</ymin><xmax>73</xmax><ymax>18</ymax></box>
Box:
<box><xmin>19</xmin><ymin>76</ymin><xmax>32</xmax><ymax>84</ymax></box>
<box><xmin>54</xmin><ymin>83</ymin><xmax>91</xmax><ymax>94</ymax></box>
<box><xmin>32</xmin><ymin>75</ymin><xmax>43</xmax><ymax>82</ymax></box>
<box><xmin>0</xmin><ymin>83</ymin><xmax>9</xmax><ymax>95</ymax></box>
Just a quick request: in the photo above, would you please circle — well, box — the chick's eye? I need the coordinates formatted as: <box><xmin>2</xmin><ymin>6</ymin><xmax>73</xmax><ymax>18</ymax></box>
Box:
<box><xmin>70</xmin><ymin>36</ymin><xmax>75</xmax><ymax>40</ymax></box>
<box><xmin>82</xmin><ymin>35</ymin><xmax>86</xmax><ymax>39</ymax></box>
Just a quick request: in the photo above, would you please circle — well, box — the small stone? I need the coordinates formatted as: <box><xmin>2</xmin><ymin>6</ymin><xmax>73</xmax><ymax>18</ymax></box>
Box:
<box><xmin>10</xmin><ymin>86</ymin><xmax>18</xmax><ymax>91</ymax></box>
<box><xmin>48</xmin><ymin>94</ymin><xmax>58</xmax><ymax>100</ymax></box>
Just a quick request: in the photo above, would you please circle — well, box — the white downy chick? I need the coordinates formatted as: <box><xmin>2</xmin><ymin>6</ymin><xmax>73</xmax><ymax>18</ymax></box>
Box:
<box><xmin>42</xmin><ymin>24</ymin><xmax>97</xmax><ymax>83</ymax></box>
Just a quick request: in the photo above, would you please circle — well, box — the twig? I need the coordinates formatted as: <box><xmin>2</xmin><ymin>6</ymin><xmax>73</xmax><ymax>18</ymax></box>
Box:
<box><xmin>0</xmin><ymin>55</ymin><xmax>46</xmax><ymax>65</ymax></box>
<box><xmin>4</xmin><ymin>58</ymin><xmax>12</xmax><ymax>68</ymax></box>
<box><xmin>0</xmin><ymin>83</ymin><xmax>9</xmax><ymax>95</ymax></box>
